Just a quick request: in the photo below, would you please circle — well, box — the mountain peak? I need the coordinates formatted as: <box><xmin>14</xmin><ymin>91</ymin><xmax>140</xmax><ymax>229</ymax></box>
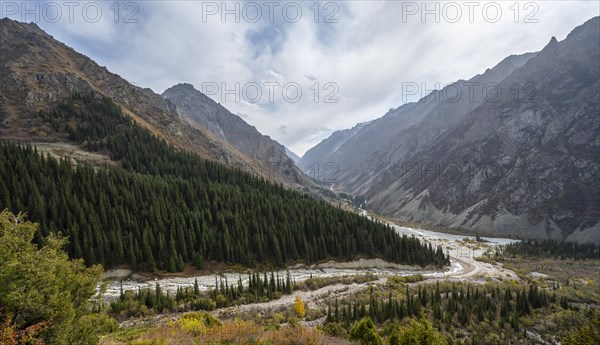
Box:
<box><xmin>163</xmin><ymin>81</ymin><xmax>309</xmax><ymax>186</ymax></box>
<box><xmin>170</xmin><ymin>82</ymin><xmax>197</xmax><ymax>91</ymax></box>
<box><xmin>0</xmin><ymin>17</ymin><xmax>44</xmax><ymax>34</ymax></box>
<box><xmin>299</xmin><ymin>17</ymin><xmax>599</xmax><ymax>242</ymax></box>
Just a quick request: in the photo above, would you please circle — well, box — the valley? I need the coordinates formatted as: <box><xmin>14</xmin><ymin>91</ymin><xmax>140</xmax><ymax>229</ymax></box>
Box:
<box><xmin>101</xmin><ymin>220</ymin><xmax>521</xmax><ymax>325</ymax></box>
<box><xmin>96</xmin><ymin>218</ymin><xmax>599</xmax><ymax>344</ymax></box>
<box><xmin>0</xmin><ymin>6</ymin><xmax>598</xmax><ymax>345</ymax></box>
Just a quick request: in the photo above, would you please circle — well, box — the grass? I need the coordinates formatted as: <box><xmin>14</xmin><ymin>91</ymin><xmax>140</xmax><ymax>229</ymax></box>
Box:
<box><xmin>100</xmin><ymin>327</ymin><xmax>151</xmax><ymax>344</ymax></box>
<box><xmin>100</xmin><ymin>313</ymin><xmax>342</xmax><ymax>345</ymax></box>
<box><xmin>474</xmin><ymin>255</ymin><xmax>497</xmax><ymax>265</ymax></box>
<box><xmin>502</xmin><ymin>258</ymin><xmax>598</xmax><ymax>280</ymax></box>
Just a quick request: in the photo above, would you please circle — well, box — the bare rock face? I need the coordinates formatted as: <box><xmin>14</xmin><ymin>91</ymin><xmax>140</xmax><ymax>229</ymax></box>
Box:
<box><xmin>300</xmin><ymin>52</ymin><xmax>536</xmax><ymax>188</ymax></box>
<box><xmin>301</xmin><ymin>17</ymin><xmax>600</xmax><ymax>243</ymax></box>
<box><xmin>0</xmin><ymin>18</ymin><xmax>270</xmax><ymax>176</ymax></box>
<box><xmin>162</xmin><ymin>83</ymin><xmax>307</xmax><ymax>186</ymax></box>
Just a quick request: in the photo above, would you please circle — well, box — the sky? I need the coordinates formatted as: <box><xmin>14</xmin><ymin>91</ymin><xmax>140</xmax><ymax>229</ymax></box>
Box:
<box><xmin>2</xmin><ymin>0</ymin><xmax>599</xmax><ymax>155</ymax></box>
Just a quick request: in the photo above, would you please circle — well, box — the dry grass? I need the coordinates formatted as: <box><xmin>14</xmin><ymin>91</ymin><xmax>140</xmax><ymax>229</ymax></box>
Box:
<box><xmin>502</xmin><ymin>258</ymin><xmax>599</xmax><ymax>284</ymax></box>
<box><xmin>100</xmin><ymin>312</ymin><xmax>349</xmax><ymax>345</ymax></box>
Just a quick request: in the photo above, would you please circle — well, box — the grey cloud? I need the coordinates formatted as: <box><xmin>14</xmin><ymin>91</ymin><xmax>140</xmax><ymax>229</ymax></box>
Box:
<box><xmin>28</xmin><ymin>1</ymin><xmax>600</xmax><ymax>155</ymax></box>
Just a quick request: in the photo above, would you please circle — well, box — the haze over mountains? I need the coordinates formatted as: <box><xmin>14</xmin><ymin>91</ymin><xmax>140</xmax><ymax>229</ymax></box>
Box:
<box><xmin>300</xmin><ymin>17</ymin><xmax>600</xmax><ymax>243</ymax></box>
<box><xmin>0</xmin><ymin>16</ymin><xmax>598</xmax><ymax>244</ymax></box>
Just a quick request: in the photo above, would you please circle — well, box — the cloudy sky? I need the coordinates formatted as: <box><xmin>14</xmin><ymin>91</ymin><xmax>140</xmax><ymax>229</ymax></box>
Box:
<box><xmin>3</xmin><ymin>1</ymin><xmax>598</xmax><ymax>155</ymax></box>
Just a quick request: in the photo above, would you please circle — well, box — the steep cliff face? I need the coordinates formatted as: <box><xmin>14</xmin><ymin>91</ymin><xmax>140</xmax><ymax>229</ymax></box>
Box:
<box><xmin>300</xmin><ymin>53</ymin><xmax>535</xmax><ymax>188</ymax></box>
<box><xmin>162</xmin><ymin>83</ymin><xmax>307</xmax><ymax>186</ymax></box>
<box><xmin>301</xmin><ymin>17</ymin><xmax>600</xmax><ymax>243</ymax></box>
<box><xmin>0</xmin><ymin>18</ymin><xmax>261</xmax><ymax>173</ymax></box>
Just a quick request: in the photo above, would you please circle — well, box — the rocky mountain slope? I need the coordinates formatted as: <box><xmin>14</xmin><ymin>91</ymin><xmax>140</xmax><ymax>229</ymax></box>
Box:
<box><xmin>300</xmin><ymin>53</ymin><xmax>536</xmax><ymax>185</ymax></box>
<box><xmin>300</xmin><ymin>120</ymin><xmax>372</xmax><ymax>174</ymax></box>
<box><xmin>162</xmin><ymin>83</ymin><xmax>304</xmax><ymax>185</ymax></box>
<box><xmin>302</xmin><ymin>17</ymin><xmax>600</xmax><ymax>243</ymax></box>
<box><xmin>0</xmin><ymin>18</ymin><xmax>276</xmax><ymax>179</ymax></box>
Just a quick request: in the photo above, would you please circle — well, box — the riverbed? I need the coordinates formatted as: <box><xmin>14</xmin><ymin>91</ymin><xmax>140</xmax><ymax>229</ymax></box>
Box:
<box><xmin>101</xmin><ymin>224</ymin><xmax>518</xmax><ymax>302</ymax></box>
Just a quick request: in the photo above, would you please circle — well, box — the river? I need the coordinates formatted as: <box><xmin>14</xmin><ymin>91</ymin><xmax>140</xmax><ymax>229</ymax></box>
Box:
<box><xmin>101</xmin><ymin>224</ymin><xmax>518</xmax><ymax>302</ymax></box>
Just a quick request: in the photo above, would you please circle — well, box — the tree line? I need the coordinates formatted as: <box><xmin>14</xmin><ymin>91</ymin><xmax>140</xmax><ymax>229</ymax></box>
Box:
<box><xmin>109</xmin><ymin>271</ymin><xmax>297</xmax><ymax>318</ymax></box>
<box><xmin>501</xmin><ymin>239</ymin><xmax>598</xmax><ymax>260</ymax></box>
<box><xmin>327</xmin><ymin>282</ymin><xmax>555</xmax><ymax>331</ymax></box>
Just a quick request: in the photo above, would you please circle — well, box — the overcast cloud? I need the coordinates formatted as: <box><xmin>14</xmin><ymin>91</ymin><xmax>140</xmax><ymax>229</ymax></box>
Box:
<box><xmin>3</xmin><ymin>0</ymin><xmax>599</xmax><ymax>155</ymax></box>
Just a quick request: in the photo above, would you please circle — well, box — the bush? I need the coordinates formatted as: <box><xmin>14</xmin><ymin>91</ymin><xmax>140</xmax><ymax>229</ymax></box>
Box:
<box><xmin>321</xmin><ymin>322</ymin><xmax>347</xmax><ymax>338</ymax></box>
<box><xmin>294</xmin><ymin>295</ymin><xmax>305</xmax><ymax>318</ymax></box>
<box><xmin>0</xmin><ymin>210</ymin><xmax>106</xmax><ymax>344</ymax></box>
<box><xmin>563</xmin><ymin>314</ymin><xmax>600</xmax><ymax>345</ymax></box>
<box><xmin>390</xmin><ymin>318</ymin><xmax>447</xmax><ymax>345</ymax></box>
<box><xmin>389</xmin><ymin>274</ymin><xmax>426</xmax><ymax>284</ymax></box>
<box><xmin>349</xmin><ymin>317</ymin><xmax>383</xmax><ymax>345</ymax></box>
<box><xmin>181</xmin><ymin>312</ymin><xmax>222</xmax><ymax>326</ymax></box>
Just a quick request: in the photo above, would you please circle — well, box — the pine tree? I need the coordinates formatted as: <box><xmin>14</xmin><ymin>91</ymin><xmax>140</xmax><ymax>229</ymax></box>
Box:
<box><xmin>194</xmin><ymin>278</ymin><xmax>200</xmax><ymax>295</ymax></box>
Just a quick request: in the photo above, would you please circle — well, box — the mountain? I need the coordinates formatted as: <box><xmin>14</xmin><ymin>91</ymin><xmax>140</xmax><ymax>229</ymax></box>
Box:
<box><xmin>300</xmin><ymin>53</ymin><xmax>536</xmax><ymax>185</ymax></box>
<box><xmin>0</xmin><ymin>18</ymin><xmax>267</xmax><ymax>176</ymax></box>
<box><xmin>285</xmin><ymin>147</ymin><xmax>301</xmax><ymax>164</ymax></box>
<box><xmin>302</xmin><ymin>17</ymin><xmax>600</xmax><ymax>243</ymax></box>
<box><xmin>162</xmin><ymin>83</ymin><xmax>305</xmax><ymax>185</ymax></box>
<box><xmin>299</xmin><ymin>120</ymin><xmax>372</xmax><ymax>174</ymax></box>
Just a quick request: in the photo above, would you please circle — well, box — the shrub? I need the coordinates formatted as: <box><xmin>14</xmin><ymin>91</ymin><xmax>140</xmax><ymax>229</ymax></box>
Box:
<box><xmin>390</xmin><ymin>318</ymin><xmax>447</xmax><ymax>345</ymax></box>
<box><xmin>349</xmin><ymin>317</ymin><xmax>383</xmax><ymax>345</ymax></box>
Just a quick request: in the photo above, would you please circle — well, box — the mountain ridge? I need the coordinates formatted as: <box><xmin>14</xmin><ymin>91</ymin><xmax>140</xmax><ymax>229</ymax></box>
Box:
<box><xmin>162</xmin><ymin>83</ymin><xmax>307</xmax><ymax>186</ymax></box>
<box><xmin>0</xmin><ymin>18</ymin><xmax>268</xmax><ymax>177</ymax></box>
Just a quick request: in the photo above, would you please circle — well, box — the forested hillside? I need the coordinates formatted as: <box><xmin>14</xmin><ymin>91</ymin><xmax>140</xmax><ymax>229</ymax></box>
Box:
<box><xmin>0</xmin><ymin>94</ymin><xmax>447</xmax><ymax>271</ymax></box>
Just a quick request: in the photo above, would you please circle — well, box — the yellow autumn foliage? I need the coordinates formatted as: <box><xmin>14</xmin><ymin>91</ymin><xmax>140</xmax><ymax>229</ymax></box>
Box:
<box><xmin>295</xmin><ymin>295</ymin><xmax>305</xmax><ymax>318</ymax></box>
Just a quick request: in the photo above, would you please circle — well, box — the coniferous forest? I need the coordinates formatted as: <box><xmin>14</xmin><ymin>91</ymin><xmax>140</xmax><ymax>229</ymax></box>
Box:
<box><xmin>0</xmin><ymin>94</ymin><xmax>448</xmax><ymax>271</ymax></box>
<box><xmin>501</xmin><ymin>240</ymin><xmax>598</xmax><ymax>260</ymax></box>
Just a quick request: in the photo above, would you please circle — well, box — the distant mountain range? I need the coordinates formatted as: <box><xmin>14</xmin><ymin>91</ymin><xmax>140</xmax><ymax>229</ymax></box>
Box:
<box><xmin>300</xmin><ymin>17</ymin><xmax>599</xmax><ymax>243</ymax></box>
<box><xmin>285</xmin><ymin>147</ymin><xmax>301</xmax><ymax>164</ymax></box>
